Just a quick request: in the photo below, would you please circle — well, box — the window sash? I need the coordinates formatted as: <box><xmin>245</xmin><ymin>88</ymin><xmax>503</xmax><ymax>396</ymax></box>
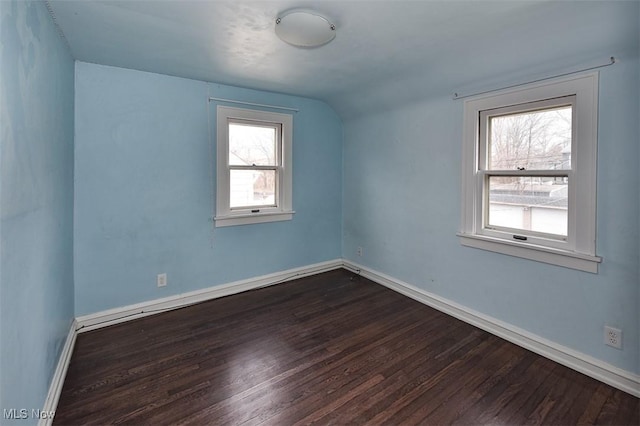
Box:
<box><xmin>476</xmin><ymin>174</ymin><xmax>571</xmax><ymax>249</ymax></box>
<box><xmin>483</xmin><ymin>179</ymin><xmax>569</xmax><ymax>239</ymax></box>
<box><xmin>478</xmin><ymin>96</ymin><xmax>575</xmax><ymax>173</ymax></box>
<box><xmin>228</xmin><ymin>118</ymin><xmax>281</xmax><ymax>167</ymax></box>
<box><xmin>229</xmin><ymin>166</ymin><xmax>279</xmax><ymax>210</ymax></box>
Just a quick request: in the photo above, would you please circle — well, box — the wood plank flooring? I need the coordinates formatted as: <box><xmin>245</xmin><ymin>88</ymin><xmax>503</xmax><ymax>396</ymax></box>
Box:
<box><xmin>54</xmin><ymin>269</ymin><xmax>639</xmax><ymax>425</ymax></box>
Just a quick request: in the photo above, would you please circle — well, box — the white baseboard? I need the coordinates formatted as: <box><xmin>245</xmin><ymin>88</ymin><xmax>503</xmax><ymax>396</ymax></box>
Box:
<box><xmin>343</xmin><ymin>260</ymin><xmax>640</xmax><ymax>398</ymax></box>
<box><xmin>41</xmin><ymin>257</ymin><xmax>638</xmax><ymax>425</ymax></box>
<box><xmin>76</xmin><ymin>259</ymin><xmax>343</xmax><ymax>333</ymax></box>
<box><xmin>39</xmin><ymin>319</ymin><xmax>78</xmax><ymax>426</ymax></box>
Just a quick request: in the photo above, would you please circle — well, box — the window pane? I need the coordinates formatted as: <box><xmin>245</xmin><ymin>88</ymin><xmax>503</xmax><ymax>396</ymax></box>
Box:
<box><xmin>488</xmin><ymin>176</ymin><xmax>568</xmax><ymax>237</ymax></box>
<box><xmin>230</xmin><ymin>169</ymin><xmax>276</xmax><ymax>208</ymax></box>
<box><xmin>489</xmin><ymin>106</ymin><xmax>571</xmax><ymax>170</ymax></box>
<box><xmin>229</xmin><ymin>122</ymin><xmax>277</xmax><ymax>166</ymax></box>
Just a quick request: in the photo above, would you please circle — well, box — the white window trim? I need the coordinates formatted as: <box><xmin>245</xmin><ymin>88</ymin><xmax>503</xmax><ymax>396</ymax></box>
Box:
<box><xmin>215</xmin><ymin>105</ymin><xmax>294</xmax><ymax>227</ymax></box>
<box><xmin>458</xmin><ymin>72</ymin><xmax>602</xmax><ymax>273</ymax></box>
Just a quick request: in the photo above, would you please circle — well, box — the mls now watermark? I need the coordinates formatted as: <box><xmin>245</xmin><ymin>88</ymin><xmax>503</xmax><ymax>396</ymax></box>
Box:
<box><xmin>3</xmin><ymin>409</ymin><xmax>55</xmax><ymax>420</ymax></box>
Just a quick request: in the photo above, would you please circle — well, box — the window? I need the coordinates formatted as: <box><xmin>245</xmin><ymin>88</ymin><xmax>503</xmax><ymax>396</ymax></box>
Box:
<box><xmin>459</xmin><ymin>73</ymin><xmax>602</xmax><ymax>273</ymax></box>
<box><xmin>215</xmin><ymin>106</ymin><xmax>293</xmax><ymax>227</ymax></box>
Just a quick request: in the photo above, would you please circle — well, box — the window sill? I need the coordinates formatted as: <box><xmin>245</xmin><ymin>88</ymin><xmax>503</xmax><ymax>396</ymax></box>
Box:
<box><xmin>457</xmin><ymin>233</ymin><xmax>602</xmax><ymax>273</ymax></box>
<box><xmin>215</xmin><ymin>211</ymin><xmax>295</xmax><ymax>227</ymax></box>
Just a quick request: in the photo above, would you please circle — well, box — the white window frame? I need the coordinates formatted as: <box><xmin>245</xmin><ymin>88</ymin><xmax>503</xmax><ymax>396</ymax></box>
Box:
<box><xmin>458</xmin><ymin>72</ymin><xmax>602</xmax><ymax>273</ymax></box>
<box><xmin>215</xmin><ymin>105</ymin><xmax>294</xmax><ymax>227</ymax></box>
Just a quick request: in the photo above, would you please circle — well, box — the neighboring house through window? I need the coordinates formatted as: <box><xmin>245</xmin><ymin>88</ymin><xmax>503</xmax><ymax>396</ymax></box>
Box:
<box><xmin>215</xmin><ymin>105</ymin><xmax>294</xmax><ymax>227</ymax></box>
<box><xmin>459</xmin><ymin>73</ymin><xmax>601</xmax><ymax>273</ymax></box>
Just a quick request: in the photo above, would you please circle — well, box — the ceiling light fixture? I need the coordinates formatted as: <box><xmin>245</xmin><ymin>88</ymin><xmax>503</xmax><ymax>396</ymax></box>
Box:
<box><xmin>275</xmin><ymin>10</ymin><xmax>336</xmax><ymax>48</ymax></box>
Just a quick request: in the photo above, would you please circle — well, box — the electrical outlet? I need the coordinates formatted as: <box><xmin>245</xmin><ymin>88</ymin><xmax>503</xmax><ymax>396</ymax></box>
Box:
<box><xmin>604</xmin><ymin>326</ymin><xmax>622</xmax><ymax>349</ymax></box>
<box><xmin>157</xmin><ymin>273</ymin><xmax>167</xmax><ymax>288</ymax></box>
<box><xmin>356</xmin><ymin>246</ymin><xmax>363</xmax><ymax>257</ymax></box>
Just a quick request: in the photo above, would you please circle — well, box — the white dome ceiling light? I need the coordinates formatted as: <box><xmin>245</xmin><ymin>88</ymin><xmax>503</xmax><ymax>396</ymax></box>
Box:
<box><xmin>275</xmin><ymin>10</ymin><xmax>336</xmax><ymax>48</ymax></box>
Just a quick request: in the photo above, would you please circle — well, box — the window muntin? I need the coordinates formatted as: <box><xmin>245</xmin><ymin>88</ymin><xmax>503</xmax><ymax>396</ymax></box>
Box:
<box><xmin>215</xmin><ymin>105</ymin><xmax>293</xmax><ymax>227</ymax></box>
<box><xmin>459</xmin><ymin>73</ymin><xmax>600</xmax><ymax>272</ymax></box>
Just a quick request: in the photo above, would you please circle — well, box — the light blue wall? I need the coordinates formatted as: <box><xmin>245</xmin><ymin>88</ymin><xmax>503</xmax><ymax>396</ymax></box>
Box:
<box><xmin>0</xmin><ymin>0</ymin><xmax>75</xmax><ymax>422</ymax></box>
<box><xmin>342</xmin><ymin>8</ymin><xmax>640</xmax><ymax>373</ymax></box>
<box><xmin>2</xmin><ymin>4</ymin><xmax>636</xmax><ymax>416</ymax></box>
<box><xmin>74</xmin><ymin>62</ymin><xmax>343</xmax><ymax>315</ymax></box>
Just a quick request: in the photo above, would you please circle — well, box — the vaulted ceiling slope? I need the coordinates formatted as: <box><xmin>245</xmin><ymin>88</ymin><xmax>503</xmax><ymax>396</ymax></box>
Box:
<box><xmin>48</xmin><ymin>1</ymin><xmax>638</xmax><ymax>118</ymax></box>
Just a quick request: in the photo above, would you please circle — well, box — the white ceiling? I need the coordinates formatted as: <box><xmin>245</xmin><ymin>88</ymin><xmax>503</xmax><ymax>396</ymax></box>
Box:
<box><xmin>48</xmin><ymin>1</ymin><xmax>638</xmax><ymax>118</ymax></box>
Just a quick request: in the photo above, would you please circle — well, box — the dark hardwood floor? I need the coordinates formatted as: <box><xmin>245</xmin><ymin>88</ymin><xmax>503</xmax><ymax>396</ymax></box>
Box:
<box><xmin>54</xmin><ymin>269</ymin><xmax>639</xmax><ymax>425</ymax></box>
